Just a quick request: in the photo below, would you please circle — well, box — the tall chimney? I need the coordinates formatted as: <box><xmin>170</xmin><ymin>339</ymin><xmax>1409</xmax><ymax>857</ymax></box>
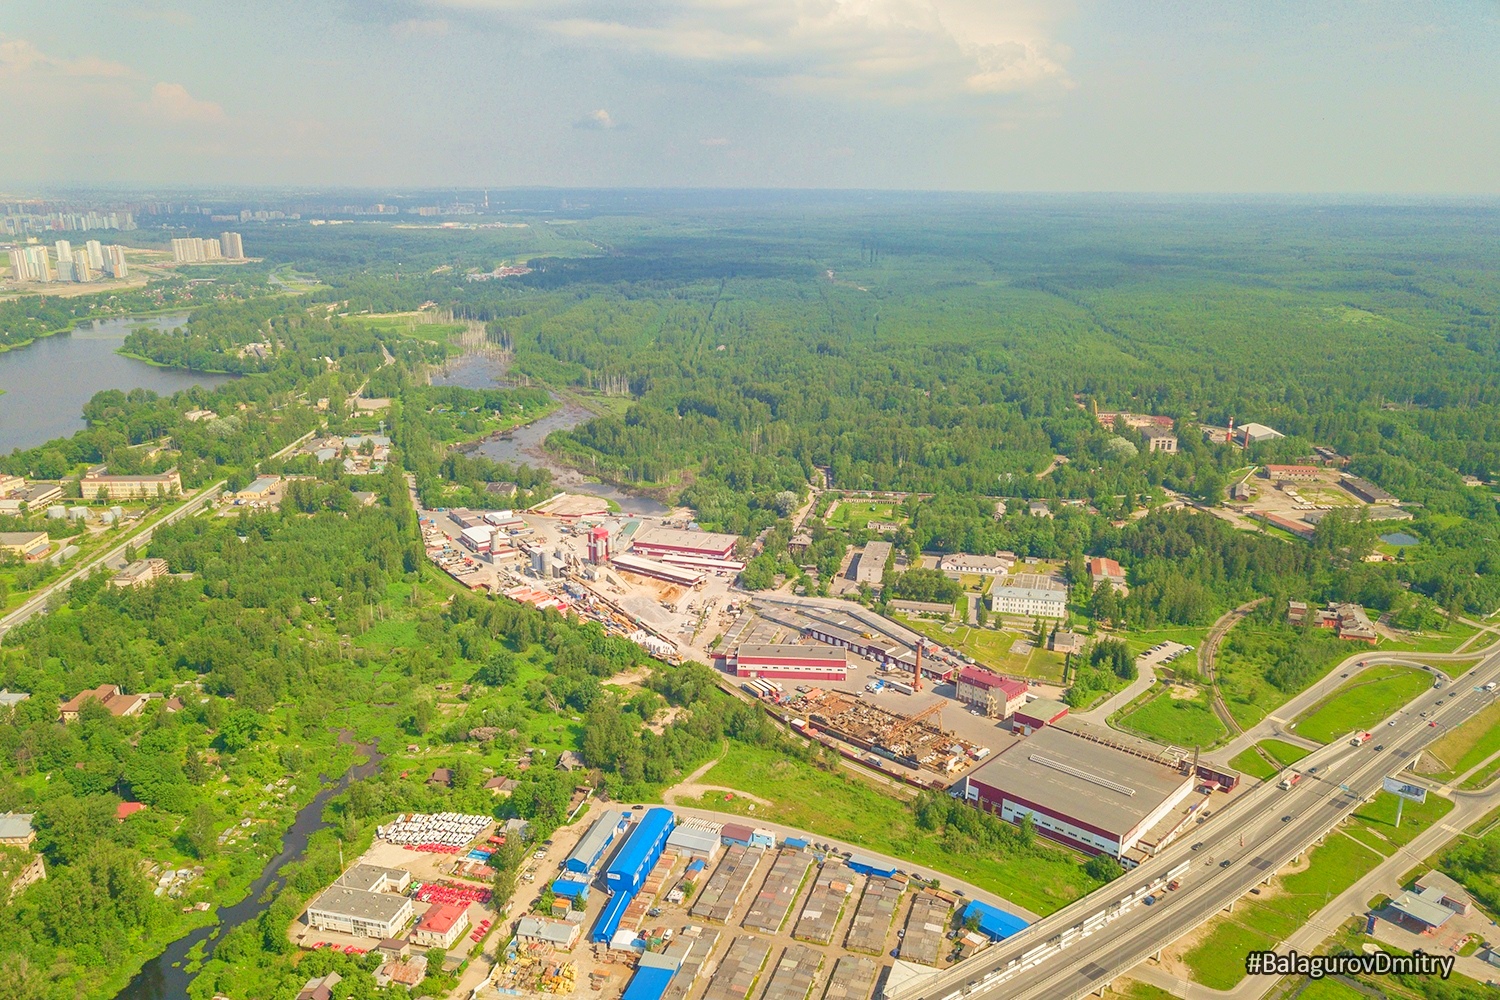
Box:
<box><xmin>914</xmin><ymin>644</ymin><xmax>922</xmax><ymax>692</ymax></box>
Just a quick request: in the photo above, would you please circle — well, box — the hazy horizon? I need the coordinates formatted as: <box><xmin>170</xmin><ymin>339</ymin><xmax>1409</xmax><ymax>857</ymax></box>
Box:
<box><xmin>4</xmin><ymin>1</ymin><xmax>1497</xmax><ymax>194</ymax></box>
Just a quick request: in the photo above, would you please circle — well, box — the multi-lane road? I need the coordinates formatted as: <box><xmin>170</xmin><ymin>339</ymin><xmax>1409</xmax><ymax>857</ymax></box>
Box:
<box><xmin>888</xmin><ymin>649</ymin><xmax>1500</xmax><ymax>1000</ymax></box>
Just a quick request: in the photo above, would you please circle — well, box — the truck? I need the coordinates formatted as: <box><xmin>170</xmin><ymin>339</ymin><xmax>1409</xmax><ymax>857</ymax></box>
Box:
<box><xmin>1351</xmin><ymin>731</ymin><xmax>1373</xmax><ymax>746</ymax></box>
<box><xmin>1279</xmin><ymin>771</ymin><xmax>1302</xmax><ymax>790</ymax></box>
<box><xmin>1484</xmin><ymin>682</ymin><xmax>1497</xmax><ymax>692</ymax></box>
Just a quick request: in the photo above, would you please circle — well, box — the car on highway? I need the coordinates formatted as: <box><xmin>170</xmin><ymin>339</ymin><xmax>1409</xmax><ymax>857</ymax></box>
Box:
<box><xmin>1219</xmin><ymin>859</ymin><xmax>1233</xmax><ymax>868</ymax></box>
<box><xmin>1192</xmin><ymin>842</ymin><xmax>1204</xmax><ymax>851</ymax></box>
<box><xmin>1374</xmin><ymin>745</ymin><xmax>1384</xmax><ymax>751</ymax></box>
<box><xmin>1389</xmin><ymin>720</ymin><xmax>1397</xmax><ymax>726</ymax></box>
<box><xmin>1430</xmin><ymin>721</ymin><xmax>1438</xmax><ymax>728</ymax></box>
<box><xmin>1282</xmin><ymin>815</ymin><xmax>1292</xmax><ymax>822</ymax></box>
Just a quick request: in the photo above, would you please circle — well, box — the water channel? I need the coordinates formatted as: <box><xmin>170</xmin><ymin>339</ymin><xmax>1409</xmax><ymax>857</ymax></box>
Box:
<box><xmin>433</xmin><ymin>355</ymin><xmax>667</xmax><ymax>517</ymax></box>
<box><xmin>117</xmin><ymin>740</ymin><xmax>386</xmax><ymax>1000</ymax></box>
<box><xmin>0</xmin><ymin>314</ymin><xmax>235</xmax><ymax>454</ymax></box>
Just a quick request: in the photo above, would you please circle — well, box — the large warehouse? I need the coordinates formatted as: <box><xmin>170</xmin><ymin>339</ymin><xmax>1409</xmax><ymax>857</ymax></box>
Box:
<box><xmin>956</xmin><ymin>726</ymin><xmax>1196</xmax><ymax>860</ymax></box>
<box><xmin>718</xmin><ymin>643</ymin><xmax>850</xmax><ymax>682</ymax></box>
<box><xmin>593</xmin><ymin>807</ymin><xmax>676</xmax><ymax>944</ymax></box>
<box><xmin>630</xmin><ymin>526</ymin><xmax>739</xmax><ymax>561</ymax></box>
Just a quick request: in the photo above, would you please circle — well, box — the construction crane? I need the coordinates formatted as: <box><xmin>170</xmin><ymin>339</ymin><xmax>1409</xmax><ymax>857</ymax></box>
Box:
<box><xmin>887</xmin><ymin>699</ymin><xmax>946</xmax><ymax>746</ymax></box>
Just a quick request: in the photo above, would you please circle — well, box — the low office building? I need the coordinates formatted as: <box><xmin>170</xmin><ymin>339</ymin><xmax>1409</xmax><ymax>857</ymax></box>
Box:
<box><xmin>111</xmin><ymin>558</ymin><xmax>169</xmax><ymax>588</ymax></box>
<box><xmin>516</xmin><ymin>915</ymin><xmax>581</xmax><ymax>950</ymax></box>
<box><xmin>854</xmin><ymin>541</ymin><xmax>893</xmax><ymax>586</ymax></box>
<box><xmin>1264</xmin><ymin>464</ymin><xmax>1320</xmax><ymax>482</ymax></box>
<box><xmin>1341</xmin><ymin>475</ymin><xmax>1399</xmax><ymax>505</ymax></box>
<box><xmin>21</xmin><ymin>482</ymin><xmax>63</xmax><ymax>507</ymax></box>
<box><xmin>630</xmin><ymin>526</ymin><xmax>739</xmax><ymax>561</ymax></box>
<box><xmin>990</xmin><ymin>574</ymin><xmax>1067</xmax><ymax>619</ymax></box>
<box><xmin>1141</xmin><ymin>428</ymin><xmax>1178</xmax><ymax>453</ymax></box>
<box><xmin>1047</xmin><ymin>630</ymin><xmax>1086</xmax><ymax>655</ymax></box>
<box><xmin>305</xmin><ymin>884</ymin><xmax>414</xmax><ymax>940</ymax></box>
<box><xmin>937</xmin><ymin>553</ymin><xmax>1014</xmax><ymax>577</ymax></box>
<box><xmin>0</xmin><ymin>531</ymin><xmax>49</xmax><ymax>560</ymax></box>
<box><xmin>958</xmin><ymin>725</ymin><xmax>1196</xmax><ymax>859</ymax></box>
<box><xmin>81</xmin><ymin>469</ymin><xmax>183</xmax><ymax>500</ymax></box>
<box><xmin>955</xmin><ymin>667</ymin><xmax>1027</xmax><ymax>718</ymax></box>
<box><xmin>411</xmin><ymin>903</ymin><xmax>469</xmax><ymax>949</ymax></box>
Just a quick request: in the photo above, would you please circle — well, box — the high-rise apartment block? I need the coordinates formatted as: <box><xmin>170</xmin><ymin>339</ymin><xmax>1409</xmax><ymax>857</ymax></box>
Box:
<box><xmin>8</xmin><ymin>245</ymin><xmax>54</xmax><ymax>283</ymax></box>
<box><xmin>220</xmin><ymin>231</ymin><xmax>244</xmax><ymax>259</ymax></box>
<box><xmin>55</xmin><ymin>240</ymin><xmax>73</xmax><ymax>264</ymax></box>
<box><xmin>85</xmin><ymin>240</ymin><xmax>105</xmax><ymax>270</ymax></box>
<box><xmin>106</xmin><ymin>245</ymin><xmax>128</xmax><ymax>279</ymax></box>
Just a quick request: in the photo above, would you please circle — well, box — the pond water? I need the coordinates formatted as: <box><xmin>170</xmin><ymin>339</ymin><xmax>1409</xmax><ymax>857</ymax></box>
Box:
<box><xmin>0</xmin><ymin>314</ymin><xmax>234</xmax><ymax>454</ymax></box>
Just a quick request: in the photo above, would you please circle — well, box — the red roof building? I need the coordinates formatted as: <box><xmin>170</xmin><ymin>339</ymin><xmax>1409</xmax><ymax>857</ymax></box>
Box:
<box><xmin>59</xmin><ymin>684</ymin><xmax>149</xmax><ymax>722</ymax></box>
<box><xmin>1264</xmin><ymin>465</ymin><xmax>1321</xmax><ymax>481</ymax></box>
<box><xmin>720</xmin><ymin>643</ymin><xmax>849</xmax><ymax>682</ymax></box>
<box><xmin>1087</xmin><ymin>557</ymin><xmax>1125</xmax><ymax>588</ymax></box>
<box><xmin>411</xmin><ymin>903</ymin><xmax>469</xmax><ymax>949</ymax></box>
<box><xmin>1012</xmin><ymin>698</ymin><xmax>1070</xmax><ymax>735</ymax></box>
<box><xmin>955</xmin><ymin>668</ymin><xmax>1028</xmax><ymax>718</ymax></box>
<box><xmin>116</xmin><ymin>802</ymin><xmax>146</xmax><ymax>821</ymax></box>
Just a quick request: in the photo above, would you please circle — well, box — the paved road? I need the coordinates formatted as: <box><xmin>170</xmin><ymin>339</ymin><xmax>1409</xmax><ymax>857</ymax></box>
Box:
<box><xmin>885</xmin><ymin>648</ymin><xmax>1500</xmax><ymax>1000</ymax></box>
<box><xmin>0</xmin><ymin>481</ymin><xmax>224</xmax><ymax>638</ymax></box>
<box><xmin>0</xmin><ymin>428</ymin><xmax>317</xmax><ymax>640</ymax></box>
<box><xmin>1075</xmin><ymin>659</ymin><xmax>1157</xmax><ymax>725</ymax></box>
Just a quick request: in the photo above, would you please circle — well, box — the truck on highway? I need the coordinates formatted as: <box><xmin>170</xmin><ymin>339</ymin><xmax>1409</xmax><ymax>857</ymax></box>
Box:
<box><xmin>1351</xmin><ymin>731</ymin><xmax>1373</xmax><ymax>746</ymax></box>
<box><xmin>1485</xmin><ymin>682</ymin><xmax>1497</xmax><ymax>692</ymax></box>
<box><xmin>1279</xmin><ymin>771</ymin><xmax>1302</xmax><ymax>790</ymax></box>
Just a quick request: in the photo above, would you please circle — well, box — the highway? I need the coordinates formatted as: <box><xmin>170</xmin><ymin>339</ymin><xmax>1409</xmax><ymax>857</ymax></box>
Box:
<box><xmin>887</xmin><ymin>649</ymin><xmax>1500</xmax><ymax>1000</ymax></box>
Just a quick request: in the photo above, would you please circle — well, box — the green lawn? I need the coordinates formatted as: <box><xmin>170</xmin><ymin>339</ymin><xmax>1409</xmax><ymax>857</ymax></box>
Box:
<box><xmin>1344</xmin><ymin>791</ymin><xmax>1454</xmax><ymax>857</ymax></box>
<box><xmin>1228</xmin><ymin>747</ymin><xmax>1279</xmax><ymax>781</ymax></box>
<box><xmin>1461</xmin><ymin>755</ymin><xmax>1500</xmax><ymax>791</ymax></box>
<box><xmin>1425</xmin><ymin>698</ymin><xmax>1500</xmax><ymax>781</ymax></box>
<box><xmin>1182</xmin><ymin>832</ymin><xmax>1383</xmax><ymax>989</ymax></box>
<box><xmin>826</xmin><ymin>500</ymin><xmax>905</xmax><ymax>531</ymax></box>
<box><xmin>1102</xmin><ymin>982</ymin><xmax>1179</xmax><ymax>1000</ymax></box>
<box><xmin>1116</xmin><ymin>688</ymin><xmax>1228</xmax><ymax>747</ymax></box>
<box><xmin>683</xmin><ymin>743</ymin><xmax>1098</xmax><ymax>916</ymax></box>
<box><xmin>895</xmin><ymin>615</ymin><xmax>1067</xmax><ymax>682</ymax></box>
<box><xmin>1227</xmin><ymin>739</ymin><xmax>1310</xmax><ymax>782</ymax></box>
<box><xmin>1261</xmin><ymin>739</ymin><xmax>1312</xmax><ymax>766</ymax></box>
<box><xmin>1376</xmin><ymin>621</ymin><xmax>1480</xmax><ymax>654</ymax></box>
<box><xmin>1294</xmin><ymin>978</ymin><xmax>1373</xmax><ymax>1000</ymax></box>
<box><xmin>1292</xmin><ymin>665</ymin><xmax>1430</xmax><ymax>743</ymax></box>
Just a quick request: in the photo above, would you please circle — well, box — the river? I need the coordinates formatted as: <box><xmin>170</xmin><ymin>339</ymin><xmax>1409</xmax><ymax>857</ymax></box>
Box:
<box><xmin>117</xmin><ymin>740</ymin><xmax>386</xmax><ymax>1000</ymax></box>
<box><xmin>0</xmin><ymin>314</ymin><xmax>234</xmax><ymax>454</ymax></box>
<box><xmin>433</xmin><ymin>356</ymin><xmax>667</xmax><ymax>517</ymax></box>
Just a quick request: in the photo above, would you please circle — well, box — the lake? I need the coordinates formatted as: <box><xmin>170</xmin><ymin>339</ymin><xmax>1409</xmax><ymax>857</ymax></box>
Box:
<box><xmin>434</xmin><ymin>356</ymin><xmax>668</xmax><ymax>517</ymax></box>
<box><xmin>0</xmin><ymin>314</ymin><xmax>234</xmax><ymax>454</ymax></box>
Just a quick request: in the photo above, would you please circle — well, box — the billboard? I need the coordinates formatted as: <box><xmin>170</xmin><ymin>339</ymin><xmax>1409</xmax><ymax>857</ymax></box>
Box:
<box><xmin>1383</xmin><ymin>776</ymin><xmax>1428</xmax><ymax>803</ymax></box>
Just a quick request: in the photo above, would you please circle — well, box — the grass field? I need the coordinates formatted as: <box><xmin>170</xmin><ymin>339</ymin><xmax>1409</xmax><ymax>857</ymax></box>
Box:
<box><xmin>1291</xmin><ymin>665</ymin><xmax>1430</xmax><ymax>743</ymax></box>
<box><xmin>684</xmin><ymin>743</ymin><xmax>1097</xmax><ymax>915</ymax></box>
<box><xmin>1228</xmin><ymin>739</ymin><xmax>1310</xmax><ymax>782</ymax></box>
<box><xmin>1293</xmin><ymin>978</ymin><xmax>1372</xmax><ymax>1000</ymax></box>
<box><xmin>1425</xmin><ymin>698</ymin><xmax>1500</xmax><ymax>781</ymax></box>
<box><xmin>894</xmin><ymin>615</ymin><xmax>1068</xmax><ymax>681</ymax></box>
<box><xmin>1462</xmin><ymin>755</ymin><xmax>1500</xmax><ymax>791</ymax></box>
<box><xmin>1343</xmin><ymin>791</ymin><xmax>1454</xmax><ymax>857</ymax></box>
<box><xmin>1228</xmin><ymin>747</ymin><xmax>1279</xmax><ymax>781</ymax></box>
<box><xmin>1116</xmin><ymin>687</ymin><xmax>1228</xmax><ymax>747</ymax></box>
<box><xmin>826</xmin><ymin>499</ymin><xmax>905</xmax><ymax>531</ymax></box>
<box><xmin>1102</xmin><ymin>982</ymin><xmax>1178</xmax><ymax>1000</ymax></box>
<box><xmin>1182</xmin><ymin>832</ymin><xmax>1383</xmax><ymax>989</ymax></box>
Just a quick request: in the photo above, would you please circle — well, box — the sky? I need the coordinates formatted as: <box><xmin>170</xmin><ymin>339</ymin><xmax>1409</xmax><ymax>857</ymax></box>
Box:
<box><xmin>2</xmin><ymin>0</ymin><xmax>1498</xmax><ymax>193</ymax></box>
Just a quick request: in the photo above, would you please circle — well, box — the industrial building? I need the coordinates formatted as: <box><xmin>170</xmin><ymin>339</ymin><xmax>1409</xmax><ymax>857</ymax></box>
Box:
<box><xmin>962</xmin><ymin>899</ymin><xmax>1029</xmax><ymax>941</ymax></box>
<box><xmin>609</xmin><ymin>552</ymin><xmax>705</xmax><ymax>587</ymax></box>
<box><xmin>989</xmin><ymin>574</ymin><xmax>1067</xmax><ymax>619</ymax></box>
<box><xmin>955</xmin><ymin>667</ymin><xmax>1028</xmax><ymax>718</ymax></box>
<box><xmin>665</xmin><ymin>826</ymin><xmax>722</xmax><ymax>861</ymax></box>
<box><xmin>80</xmin><ymin>469</ymin><xmax>182</xmax><ymax>499</ymax></box>
<box><xmin>593</xmin><ymin>807</ymin><xmax>675</xmax><ymax>943</ymax></box>
<box><xmin>565</xmin><ymin>811</ymin><xmax>629</xmax><ymax>875</ymax></box>
<box><xmin>306</xmin><ymin>884</ymin><xmax>414</xmax><ymax>940</ymax></box>
<box><xmin>630</xmin><ymin>526</ymin><xmax>739</xmax><ymax>561</ymax></box>
<box><xmin>957</xmin><ymin>725</ymin><xmax>1197</xmax><ymax>859</ymax></box>
<box><xmin>1141</xmin><ymin>427</ymin><xmax>1178</xmax><ymax>453</ymax></box>
<box><xmin>717</xmin><ymin>643</ymin><xmax>850</xmax><ymax>682</ymax></box>
<box><xmin>587</xmin><ymin>525</ymin><xmax>611</xmax><ymax>563</ymax></box>
<box><xmin>1341</xmin><ymin>475</ymin><xmax>1399</xmax><ymax>505</ymax></box>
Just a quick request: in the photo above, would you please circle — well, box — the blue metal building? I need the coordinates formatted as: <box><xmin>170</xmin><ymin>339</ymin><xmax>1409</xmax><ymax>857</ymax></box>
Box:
<box><xmin>846</xmin><ymin>853</ymin><xmax>900</xmax><ymax>878</ymax></box>
<box><xmin>962</xmin><ymin>899</ymin><xmax>1029</xmax><ymax>940</ymax></box>
<box><xmin>604</xmin><ymin>807</ymin><xmax>675</xmax><ymax>895</ymax></box>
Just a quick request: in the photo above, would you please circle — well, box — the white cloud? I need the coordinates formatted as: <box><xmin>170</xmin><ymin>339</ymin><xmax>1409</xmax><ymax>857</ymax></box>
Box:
<box><xmin>0</xmin><ymin>36</ymin><xmax>135</xmax><ymax>79</ymax></box>
<box><xmin>418</xmin><ymin>0</ymin><xmax>1071</xmax><ymax>102</ymax></box>
<box><xmin>573</xmin><ymin>108</ymin><xmax>616</xmax><ymax>129</ymax></box>
<box><xmin>146</xmin><ymin>82</ymin><xmax>227</xmax><ymax>124</ymax></box>
<box><xmin>391</xmin><ymin>18</ymin><xmax>451</xmax><ymax>38</ymax></box>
